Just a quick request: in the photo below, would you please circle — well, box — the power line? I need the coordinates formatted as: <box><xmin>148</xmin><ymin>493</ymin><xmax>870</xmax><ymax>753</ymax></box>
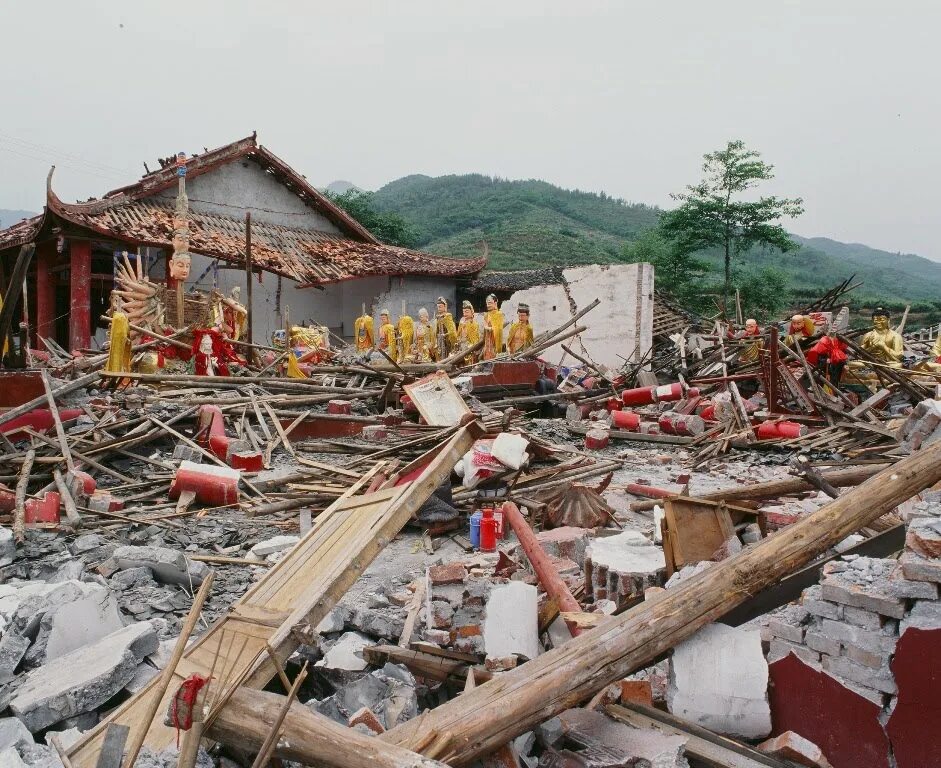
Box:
<box><xmin>0</xmin><ymin>131</ymin><xmax>137</xmax><ymax>177</ymax></box>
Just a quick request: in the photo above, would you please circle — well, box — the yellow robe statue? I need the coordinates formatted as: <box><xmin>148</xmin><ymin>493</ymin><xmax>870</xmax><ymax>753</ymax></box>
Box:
<box><xmin>397</xmin><ymin>315</ymin><xmax>414</xmax><ymax>361</ymax></box>
<box><xmin>507</xmin><ymin>321</ymin><xmax>535</xmax><ymax>354</ymax></box>
<box><xmin>104</xmin><ymin>311</ymin><xmax>132</xmax><ymax>374</ymax></box>
<box><xmin>434</xmin><ymin>313</ymin><xmax>458</xmax><ymax>360</ymax></box>
<box><xmin>378</xmin><ymin>322</ymin><xmax>398</xmax><ymax>362</ymax></box>
<box><xmin>354</xmin><ymin>315</ymin><xmax>374</xmax><ymax>352</ymax></box>
<box><xmin>457</xmin><ymin>315</ymin><xmax>481</xmax><ymax>364</ymax></box>
<box><xmin>483</xmin><ymin>309</ymin><xmax>504</xmax><ymax>360</ymax></box>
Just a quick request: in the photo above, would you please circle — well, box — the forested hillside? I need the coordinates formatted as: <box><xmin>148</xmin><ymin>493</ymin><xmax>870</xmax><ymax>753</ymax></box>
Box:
<box><xmin>371</xmin><ymin>175</ymin><xmax>941</xmax><ymax>306</ymax></box>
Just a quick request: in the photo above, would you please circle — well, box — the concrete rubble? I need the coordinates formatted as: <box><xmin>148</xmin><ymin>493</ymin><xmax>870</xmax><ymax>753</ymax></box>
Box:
<box><xmin>0</xmin><ymin>269</ymin><xmax>940</xmax><ymax>768</ymax></box>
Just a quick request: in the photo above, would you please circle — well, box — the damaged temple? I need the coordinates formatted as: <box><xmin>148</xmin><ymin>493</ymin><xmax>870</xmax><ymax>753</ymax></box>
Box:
<box><xmin>0</xmin><ymin>135</ymin><xmax>940</xmax><ymax>768</ymax></box>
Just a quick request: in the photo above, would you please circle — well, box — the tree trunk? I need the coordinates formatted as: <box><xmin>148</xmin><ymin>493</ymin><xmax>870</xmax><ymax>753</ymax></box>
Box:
<box><xmin>724</xmin><ymin>239</ymin><xmax>731</xmax><ymax>317</ymax></box>
<box><xmin>379</xmin><ymin>440</ymin><xmax>941</xmax><ymax>765</ymax></box>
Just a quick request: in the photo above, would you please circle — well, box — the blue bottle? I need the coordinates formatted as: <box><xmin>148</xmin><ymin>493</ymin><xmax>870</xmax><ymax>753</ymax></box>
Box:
<box><xmin>470</xmin><ymin>510</ymin><xmax>482</xmax><ymax>549</ymax></box>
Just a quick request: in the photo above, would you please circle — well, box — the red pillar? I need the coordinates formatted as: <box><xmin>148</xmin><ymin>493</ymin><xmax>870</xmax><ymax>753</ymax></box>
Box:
<box><xmin>34</xmin><ymin>241</ymin><xmax>56</xmax><ymax>346</ymax></box>
<box><xmin>69</xmin><ymin>240</ymin><xmax>92</xmax><ymax>351</ymax></box>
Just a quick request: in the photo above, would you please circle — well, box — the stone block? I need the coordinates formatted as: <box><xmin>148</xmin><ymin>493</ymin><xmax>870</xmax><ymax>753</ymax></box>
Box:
<box><xmin>804</xmin><ymin>631</ymin><xmax>840</xmax><ymax>657</ymax></box>
<box><xmin>821</xmin><ymin>654</ymin><xmax>897</xmax><ymax>695</ymax></box>
<box><xmin>0</xmin><ymin>717</ymin><xmax>34</xmax><ymax>752</ymax></box>
<box><xmin>802</xmin><ymin>586</ymin><xmax>843</xmax><ymax>620</ymax></box>
<box><xmin>758</xmin><ymin>731</ymin><xmax>834</xmax><ymax>768</ymax></box>
<box><xmin>0</xmin><ymin>746</ymin><xmax>27</xmax><ymax>768</ymax></box>
<box><xmin>887</xmin><ymin>567</ymin><xmax>939</xmax><ymax>599</ymax></box>
<box><xmin>584</xmin><ymin>530</ymin><xmax>664</xmax><ymax>607</ymax></box>
<box><xmin>0</xmin><ymin>632</ymin><xmax>29</xmax><ymax>684</ymax></box>
<box><xmin>820</xmin><ymin>580</ymin><xmax>905</xmax><ymax>619</ymax></box>
<box><xmin>554</xmin><ymin>708</ymin><xmax>687</xmax><ymax>768</ymax></box>
<box><xmin>532</xmin><ymin>527</ymin><xmax>592</xmax><ymax>567</ymax></box>
<box><xmin>39</xmin><ymin>589</ymin><xmax>125</xmax><ymax>663</ymax></box>
<box><xmin>768</xmin><ymin>618</ymin><xmax>805</xmax><ymax>644</ymax></box>
<box><xmin>906</xmin><ymin>515</ymin><xmax>941</xmax><ymax>558</ymax></box>
<box><xmin>845</xmin><ymin>644</ymin><xmax>885</xmax><ymax>669</ymax></box>
<box><xmin>900</xmin><ymin>599</ymin><xmax>941</xmax><ymax>634</ymax></box>
<box><xmin>0</xmin><ymin>529</ymin><xmax>14</xmax><ymax>568</ymax></box>
<box><xmin>483</xmin><ymin>581</ymin><xmax>539</xmax><ymax>662</ymax></box>
<box><xmin>819</xmin><ymin>619</ymin><xmax>897</xmax><ymax>655</ymax></box>
<box><xmin>112</xmin><ymin>545</ymin><xmax>207</xmax><ymax>587</ymax></box>
<box><xmin>668</xmin><ymin>623</ymin><xmax>771</xmax><ymax>739</ymax></box>
<box><xmin>249</xmin><ymin>535</ymin><xmax>299</xmax><ymax>558</ymax></box>
<box><xmin>428</xmin><ymin>600</ymin><xmax>454</xmax><ymax>630</ymax></box>
<box><xmin>899</xmin><ymin>550</ymin><xmax>941</xmax><ymax>583</ymax></box>
<box><xmin>769</xmin><ymin>638</ymin><xmax>821</xmax><ymax>666</ymax></box>
<box><xmin>10</xmin><ymin>621</ymin><xmax>158</xmax><ymax>732</ymax></box>
<box><xmin>315</xmin><ymin>632</ymin><xmax>372</xmax><ymax>673</ymax></box>
<box><xmin>842</xmin><ymin>605</ymin><xmax>883</xmax><ymax>630</ymax></box>
<box><xmin>315</xmin><ymin>606</ymin><xmax>349</xmax><ymax>635</ymax></box>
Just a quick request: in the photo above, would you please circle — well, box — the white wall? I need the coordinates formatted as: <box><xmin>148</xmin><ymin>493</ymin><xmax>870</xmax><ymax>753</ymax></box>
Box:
<box><xmin>503</xmin><ymin>263</ymin><xmax>654</xmax><ymax>371</ymax></box>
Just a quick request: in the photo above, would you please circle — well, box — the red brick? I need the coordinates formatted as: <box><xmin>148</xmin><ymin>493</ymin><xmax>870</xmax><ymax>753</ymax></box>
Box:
<box><xmin>348</xmin><ymin>706</ymin><xmax>385</xmax><ymax>734</ymax></box>
<box><xmin>428</xmin><ymin>562</ymin><xmax>467</xmax><ymax>585</ymax></box>
<box><xmin>758</xmin><ymin>731</ymin><xmax>833</xmax><ymax>768</ymax></box>
<box><xmin>456</xmin><ymin>624</ymin><xmax>482</xmax><ymax>638</ymax></box>
<box><xmin>619</xmin><ymin>679</ymin><xmax>653</xmax><ymax>707</ymax></box>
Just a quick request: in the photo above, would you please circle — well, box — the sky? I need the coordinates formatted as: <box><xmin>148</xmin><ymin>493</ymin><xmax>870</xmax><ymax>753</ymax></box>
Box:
<box><xmin>1</xmin><ymin>1</ymin><xmax>939</xmax><ymax>259</ymax></box>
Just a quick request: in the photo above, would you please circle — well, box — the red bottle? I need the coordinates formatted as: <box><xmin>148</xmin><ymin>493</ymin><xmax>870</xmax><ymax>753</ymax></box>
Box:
<box><xmin>480</xmin><ymin>508</ymin><xmax>497</xmax><ymax>553</ymax></box>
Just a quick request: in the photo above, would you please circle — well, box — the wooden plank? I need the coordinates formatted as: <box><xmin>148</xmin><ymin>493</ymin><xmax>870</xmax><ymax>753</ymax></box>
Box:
<box><xmin>94</xmin><ymin>724</ymin><xmax>129</xmax><ymax>768</ymax></box>
<box><xmin>606</xmin><ymin>704</ymin><xmax>789</xmax><ymax>768</ymax></box>
<box><xmin>66</xmin><ymin>421</ymin><xmax>482</xmax><ymax>768</ymax></box>
<box><xmin>664</xmin><ymin>497</ymin><xmax>736</xmax><ymax>569</ymax></box>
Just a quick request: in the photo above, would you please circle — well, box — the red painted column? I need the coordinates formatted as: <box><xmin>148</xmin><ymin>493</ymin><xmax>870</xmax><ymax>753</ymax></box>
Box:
<box><xmin>34</xmin><ymin>241</ymin><xmax>56</xmax><ymax>346</ymax></box>
<box><xmin>69</xmin><ymin>240</ymin><xmax>92</xmax><ymax>351</ymax></box>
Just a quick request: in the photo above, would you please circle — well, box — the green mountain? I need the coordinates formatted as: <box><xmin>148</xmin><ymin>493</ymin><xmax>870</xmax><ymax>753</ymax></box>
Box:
<box><xmin>372</xmin><ymin>175</ymin><xmax>941</xmax><ymax>307</ymax></box>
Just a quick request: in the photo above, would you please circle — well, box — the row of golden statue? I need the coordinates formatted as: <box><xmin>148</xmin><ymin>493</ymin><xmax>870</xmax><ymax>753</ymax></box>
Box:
<box><xmin>354</xmin><ymin>295</ymin><xmax>534</xmax><ymax>364</ymax></box>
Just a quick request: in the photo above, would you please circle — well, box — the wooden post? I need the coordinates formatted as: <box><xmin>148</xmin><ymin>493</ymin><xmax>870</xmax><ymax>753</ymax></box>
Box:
<box><xmin>123</xmin><ymin>573</ymin><xmax>214</xmax><ymax>768</ymax></box>
<box><xmin>244</xmin><ymin>212</ymin><xmax>253</xmax><ymax>348</ymax></box>
<box><xmin>13</xmin><ymin>449</ymin><xmax>34</xmax><ymax>544</ymax></box>
<box><xmin>379</xmin><ymin>441</ymin><xmax>941</xmax><ymax>764</ymax></box>
<box><xmin>0</xmin><ymin>244</ymin><xmax>35</xmax><ymax>366</ymax></box>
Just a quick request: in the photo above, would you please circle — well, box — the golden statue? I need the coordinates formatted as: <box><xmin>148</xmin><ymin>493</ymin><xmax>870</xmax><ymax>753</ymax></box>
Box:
<box><xmin>456</xmin><ymin>300</ymin><xmax>481</xmax><ymax>364</ymax></box>
<box><xmin>410</xmin><ymin>307</ymin><xmax>434</xmax><ymax>363</ymax></box>
<box><xmin>354</xmin><ymin>313</ymin><xmax>374</xmax><ymax>352</ymax></box>
<box><xmin>104</xmin><ymin>311</ymin><xmax>132</xmax><ymax>374</ymax></box>
<box><xmin>398</xmin><ymin>312</ymin><xmax>414</xmax><ymax>362</ymax></box>
<box><xmin>482</xmin><ymin>293</ymin><xmax>504</xmax><ymax>360</ymax></box>
<box><xmin>377</xmin><ymin>309</ymin><xmax>398</xmax><ymax>362</ymax></box>
<box><xmin>859</xmin><ymin>308</ymin><xmax>903</xmax><ymax>368</ymax></box>
<box><xmin>433</xmin><ymin>297</ymin><xmax>457</xmax><ymax>361</ymax></box>
<box><xmin>507</xmin><ymin>303</ymin><xmax>535</xmax><ymax>354</ymax></box>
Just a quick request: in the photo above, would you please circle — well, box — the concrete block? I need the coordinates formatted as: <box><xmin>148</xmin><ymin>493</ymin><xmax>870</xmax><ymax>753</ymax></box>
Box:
<box><xmin>758</xmin><ymin>731</ymin><xmax>834</xmax><ymax>768</ymax></box>
<box><xmin>899</xmin><ymin>550</ymin><xmax>941</xmax><ymax>583</ymax></box>
<box><xmin>112</xmin><ymin>545</ymin><xmax>207</xmax><ymax>586</ymax></box>
<box><xmin>844</xmin><ymin>644</ymin><xmax>885</xmax><ymax>669</ymax></box>
<box><xmin>841</xmin><ymin>605</ymin><xmax>883</xmax><ymax>630</ymax></box>
<box><xmin>821</xmin><ymin>654</ymin><xmax>897</xmax><ymax>695</ymax></box>
<box><xmin>900</xmin><ymin>599</ymin><xmax>941</xmax><ymax>634</ymax></box>
<box><xmin>820</xmin><ymin>580</ymin><xmax>905</xmax><ymax>619</ymax></box>
<box><xmin>532</xmin><ymin>527</ymin><xmax>592</xmax><ymax>568</ymax></box>
<box><xmin>768</xmin><ymin>618</ymin><xmax>805</xmax><ymax>644</ymax></box>
<box><xmin>906</xmin><ymin>515</ymin><xmax>941</xmax><ymax>558</ymax></box>
<box><xmin>801</xmin><ymin>586</ymin><xmax>842</xmax><ymax>621</ymax></box>
<box><xmin>0</xmin><ymin>746</ymin><xmax>27</xmax><ymax>768</ymax></box>
<box><xmin>819</xmin><ymin>619</ymin><xmax>897</xmax><ymax>655</ymax></box>
<box><xmin>768</xmin><ymin>638</ymin><xmax>821</xmax><ymax>667</ymax></box>
<box><xmin>315</xmin><ymin>606</ymin><xmax>349</xmax><ymax>635</ymax></box>
<box><xmin>0</xmin><ymin>717</ymin><xmax>34</xmax><ymax>752</ymax></box>
<box><xmin>315</xmin><ymin>631</ymin><xmax>372</xmax><ymax>673</ymax></box>
<box><xmin>668</xmin><ymin>623</ymin><xmax>771</xmax><ymax>739</ymax></box>
<box><xmin>0</xmin><ymin>632</ymin><xmax>29</xmax><ymax>683</ymax></box>
<box><xmin>887</xmin><ymin>567</ymin><xmax>939</xmax><ymax>599</ymax></box>
<box><xmin>554</xmin><ymin>707</ymin><xmax>687</xmax><ymax>768</ymax></box>
<box><xmin>483</xmin><ymin>581</ymin><xmax>539</xmax><ymax>662</ymax></box>
<box><xmin>0</xmin><ymin>528</ymin><xmax>14</xmax><ymax>567</ymax></box>
<box><xmin>10</xmin><ymin>622</ymin><xmax>158</xmax><ymax>732</ymax></box>
<box><xmin>249</xmin><ymin>535</ymin><xmax>299</xmax><ymax>558</ymax></box>
<box><xmin>804</xmin><ymin>631</ymin><xmax>840</xmax><ymax>657</ymax></box>
<box><xmin>40</xmin><ymin>589</ymin><xmax>125</xmax><ymax>662</ymax></box>
<box><xmin>585</xmin><ymin>530</ymin><xmax>665</xmax><ymax>606</ymax></box>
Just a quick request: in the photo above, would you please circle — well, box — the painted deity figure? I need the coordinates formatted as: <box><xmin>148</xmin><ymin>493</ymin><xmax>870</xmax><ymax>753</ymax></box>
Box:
<box><xmin>377</xmin><ymin>309</ymin><xmax>398</xmax><ymax>362</ymax></box>
<box><xmin>434</xmin><ymin>297</ymin><xmax>457</xmax><ymax>361</ymax></box>
<box><xmin>195</xmin><ymin>332</ymin><xmax>217</xmax><ymax>377</ymax></box>
<box><xmin>354</xmin><ymin>313</ymin><xmax>374</xmax><ymax>352</ymax></box>
<box><xmin>410</xmin><ymin>308</ymin><xmax>434</xmax><ymax>363</ymax></box>
<box><xmin>213</xmin><ymin>286</ymin><xmax>248</xmax><ymax>341</ymax></box>
<box><xmin>169</xmin><ymin>151</ymin><xmax>191</xmax><ymax>283</ymax></box>
<box><xmin>729</xmin><ymin>318</ymin><xmax>763</xmax><ymax>364</ymax></box>
<box><xmin>784</xmin><ymin>314</ymin><xmax>816</xmax><ymax>346</ymax></box>
<box><xmin>506</xmin><ymin>303</ymin><xmax>535</xmax><ymax>354</ymax></box>
<box><xmin>456</xmin><ymin>300</ymin><xmax>481</xmax><ymax>365</ymax></box>
<box><xmin>859</xmin><ymin>308</ymin><xmax>903</xmax><ymax>368</ymax></box>
<box><xmin>397</xmin><ymin>312</ymin><xmax>414</xmax><ymax>362</ymax></box>
<box><xmin>482</xmin><ymin>293</ymin><xmax>504</xmax><ymax>360</ymax></box>
<box><xmin>808</xmin><ymin>325</ymin><xmax>850</xmax><ymax>385</ymax></box>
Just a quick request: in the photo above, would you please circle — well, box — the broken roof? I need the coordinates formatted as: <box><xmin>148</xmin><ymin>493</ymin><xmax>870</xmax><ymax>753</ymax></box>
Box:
<box><xmin>0</xmin><ymin>134</ymin><xmax>486</xmax><ymax>285</ymax></box>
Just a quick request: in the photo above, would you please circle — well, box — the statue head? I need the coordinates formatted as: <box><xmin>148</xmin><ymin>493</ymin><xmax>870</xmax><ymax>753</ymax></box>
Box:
<box><xmin>380</xmin><ymin>309</ymin><xmax>390</xmax><ymax>323</ymax></box>
<box><xmin>198</xmin><ymin>333</ymin><xmax>213</xmax><ymax>355</ymax></box>
<box><xmin>745</xmin><ymin>318</ymin><xmax>758</xmax><ymax>333</ymax></box>
<box><xmin>462</xmin><ymin>300</ymin><xmax>474</xmax><ymax>320</ymax></box>
<box><xmin>418</xmin><ymin>307</ymin><xmax>429</xmax><ymax>322</ymax></box>
<box><xmin>436</xmin><ymin>296</ymin><xmax>447</xmax><ymax>315</ymax></box>
<box><xmin>518</xmin><ymin>303</ymin><xmax>530</xmax><ymax>322</ymax></box>
<box><xmin>230</xmin><ymin>286</ymin><xmax>241</xmax><ymax>301</ymax></box>
<box><xmin>872</xmin><ymin>309</ymin><xmax>890</xmax><ymax>331</ymax></box>
<box><xmin>169</xmin><ymin>253</ymin><xmax>191</xmax><ymax>280</ymax></box>
<box><xmin>486</xmin><ymin>294</ymin><xmax>498</xmax><ymax>311</ymax></box>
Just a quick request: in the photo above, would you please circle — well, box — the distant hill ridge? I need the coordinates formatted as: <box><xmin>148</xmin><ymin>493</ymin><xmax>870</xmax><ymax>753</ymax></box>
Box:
<box><xmin>371</xmin><ymin>174</ymin><xmax>941</xmax><ymax>304</ymax></box>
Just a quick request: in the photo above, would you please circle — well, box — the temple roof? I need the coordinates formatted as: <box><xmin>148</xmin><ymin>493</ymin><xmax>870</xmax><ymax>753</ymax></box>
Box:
<box><xmin>0</xmin><ymin>134</ymin><xmax>486</xmax><ymax>284</ymax></box>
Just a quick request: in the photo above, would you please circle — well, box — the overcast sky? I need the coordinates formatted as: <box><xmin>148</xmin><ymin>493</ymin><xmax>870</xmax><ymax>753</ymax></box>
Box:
<box><xmin>2</xmin><ymin>1</ymin><xmax>939</xmax><ymax>259</ymax></box>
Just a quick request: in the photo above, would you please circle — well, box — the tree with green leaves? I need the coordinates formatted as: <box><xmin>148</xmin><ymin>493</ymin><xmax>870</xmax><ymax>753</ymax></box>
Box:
<box><xmin>658</xmin><ymin>140</ymin><xmax>804</xmax><ymax>314</ymax></box>
<box><xmin>324</xmin><ymin>189</ymin><xmax>420</xmax><ymax>249</ymax></box>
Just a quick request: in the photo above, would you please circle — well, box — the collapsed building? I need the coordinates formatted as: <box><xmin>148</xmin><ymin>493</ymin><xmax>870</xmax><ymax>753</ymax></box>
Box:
<box><xmin>1</xmin><ymin>140</ymin><xmax>941</xmax><ymax>768</ymax></box>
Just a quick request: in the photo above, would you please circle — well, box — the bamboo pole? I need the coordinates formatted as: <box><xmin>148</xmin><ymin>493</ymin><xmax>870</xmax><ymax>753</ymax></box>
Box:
<box><xmin>379</xmin><ymin>441</ymin><xmax>941</xmax><ymax>764</ymax></box>
<box><xmin>13</xmin><ymin>449</ymin><xmax>34</xmax><ymax>544</ymax></box>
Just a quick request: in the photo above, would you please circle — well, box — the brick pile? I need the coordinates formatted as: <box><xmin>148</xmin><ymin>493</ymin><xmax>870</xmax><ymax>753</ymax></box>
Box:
<box><xmin>765</xmin><ymin>501</ymin><xmax>941</xmax><ymax>709</ymax></box>
<box><xmin>584</xmin><ymin>530</ymin><xmax>665</xmax><ymax>608</ymax></box>
<box><xmin>423</xmin><ymin>562</ymin><xmax>495</xmax><ymax>655</ymax></box>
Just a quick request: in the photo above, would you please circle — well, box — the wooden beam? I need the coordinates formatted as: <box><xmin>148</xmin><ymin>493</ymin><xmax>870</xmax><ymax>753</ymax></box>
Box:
<box><xmin>379</xmin><ymin>440</ymin><xmax>941</xmax><ymax>765</ymax></box>
<box><xmin>0</xmin><ymin>244</ymin><xmax>35</xmax><ymax>365</ymax></box>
